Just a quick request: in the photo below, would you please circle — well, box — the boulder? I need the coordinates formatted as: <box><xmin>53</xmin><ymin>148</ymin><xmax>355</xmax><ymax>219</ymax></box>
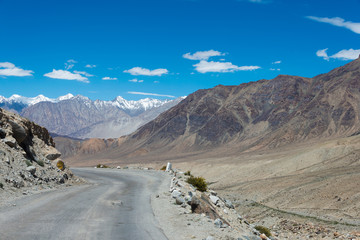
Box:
<box><xmin>175</xmin><ymin>196</ymin><xmax>185</xmax><ymax>205</ymax></box>
<box><xmin>214</xmin><ymin>218</ymin><xmax>223</xmax><ymax>228</ymax></box>
<box><xmin>3</xmin><ymin>137</ymin><xmax>16</xmax><ymax>148</ymax></box>
<box><xmin>171</xmin><ymin>190</ymin><xmax>182</xmax><ymax>199</ymax></box>
<box><xmin>166</xmin><ymin>162</ymin><xmax>172</xmax><ymax>172</ymax></box>
<box><xmin>209</xmin><ymin>195</ymin><xmax>220</xmax><ymax>205</ymax></box>
<box><xmin>189</xmin><ymin>196</ymin><xmax>201</xmax><ymax>212</ymax></box>
<box><xmin>205</xmin><ymin>237</ymin><xmax>215</xmax><ymax>240</ymax></box>
<box><xmin>0</xmin><ymin>128</ymin><xmax>6</xmax><ymax>138</ymax></box>
<box><xmin>259</xmin><ymin>234</ymin><xmax>268</xmax><ymax>240</ymax></box>
<box><xmin>225</xmin><ymin>199</ymin><xmax>234</xmax><ymax>209</ymax></box>
<box><xmin>58</xmin><ymin>177</ymin><xmax>65</xmax><ymax>184</ymax></box>
<box><xmin>185</xmin><ymin>194</ymin><xmax>193</xmax><ymax>204</ymax></box>
<box><xmin>9</xmin><ymin>121</ymin><xmax>27</xmax><ymax>143</ymax></box>
<box><xmin>26</xmin><ymin>166</ymin><xmax>36</xmax><ymax>175</ymax></box>
<box><xmin>45</xmin><ymin>148</ymin><xmax>61</xmax><ymax>160</ymax></box>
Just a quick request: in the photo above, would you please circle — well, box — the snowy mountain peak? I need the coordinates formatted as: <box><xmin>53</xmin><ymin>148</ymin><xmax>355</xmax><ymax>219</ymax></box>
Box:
<box><xmin>0</xmin><ymin>93</ymin><xmax>180</xmax><ymax>114</ymax></box>
<box><xmin>57</xmin><ymin>93</ymin><xmax>74</xmax><ymax>101</ymax></box>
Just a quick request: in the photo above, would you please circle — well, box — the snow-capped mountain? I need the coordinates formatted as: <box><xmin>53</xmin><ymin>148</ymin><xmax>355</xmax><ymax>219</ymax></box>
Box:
<box><xmin>0</xmin><ymin>93</ymin><xmax>177</xmax><ymax>114</ymax></box>
<box><xmin>0</xmin><ymin>93</ymin><xmax>185</xmax><ymax>139</ymax></box>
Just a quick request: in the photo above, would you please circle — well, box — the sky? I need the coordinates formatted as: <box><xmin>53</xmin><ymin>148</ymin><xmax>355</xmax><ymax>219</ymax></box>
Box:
<box><xmin>0</xmin><ymin>0</ymin><xmax>359</xmax><ymax>100</ymax></box>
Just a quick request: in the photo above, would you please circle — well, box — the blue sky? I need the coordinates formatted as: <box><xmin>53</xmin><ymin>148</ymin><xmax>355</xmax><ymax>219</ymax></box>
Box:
<box><xmin>0</xmin><ymin>0</ymin><xmax>359</xmax><ymax>100</ymax></box>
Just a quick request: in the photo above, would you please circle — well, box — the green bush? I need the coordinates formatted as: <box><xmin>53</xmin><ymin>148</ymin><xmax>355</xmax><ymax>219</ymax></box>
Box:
<box><xmin>0</xmin><ymin>182</ymin><xmax>3</xmax><ymax>189</ymax></box>
<box><xmin>160</xmin><ymin>165</ymin><xmax>166</xmax><ymax>171</ymax></box>
<box><xmin>57</xmin><ymin>160</ymin><xmax>65</xmax><ymax>170</ymax></box>
<box><xmin>96</xmin><ymin>164</ymin><xmax>109</xmax><ymax>168</ymax></box>
<box><xmin>255</xmin><ymin>225</ymin><xmax>272</xmax><ymax>237</ymax></box>
<box><xmin>186</xmin><ymin>175</ymin><xmax>207</xmax><ymax>192</ymax></box>
<box><xmin>37</xmin><ymin>159</ymin><xmax>45</xmax><ymax>167</ymax></box>
<box><xmin>184</xmin><ymin>170</ymin><xmax>191</xmax><ymax>176</ymax></box>
<box><xmin>25</xmin><ymin>160</ymin><xmax>32</xmax><ymax>167</ymax></box>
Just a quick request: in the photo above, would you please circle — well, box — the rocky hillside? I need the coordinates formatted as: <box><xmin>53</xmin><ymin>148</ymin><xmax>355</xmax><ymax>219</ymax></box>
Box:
<box><xmin>0</xmin><ymin>108</ymin><xmax>81</xmax><ymax>200</ymax></box>
<box><xmin>103</xmin><ymin>56</ymin><xmax>360</xmax><ymax>158</ymax></box>
<box><xmin>20</xmin><ymin>95</ymin><xmax>183</xmax><ymax>139</ymax></box>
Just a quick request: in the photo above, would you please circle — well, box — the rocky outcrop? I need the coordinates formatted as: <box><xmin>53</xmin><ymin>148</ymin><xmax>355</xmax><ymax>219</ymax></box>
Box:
<box><xmin>0</xmin><ymin>108</ymin><xmax>82</xmax><ymax>197</ymax></box>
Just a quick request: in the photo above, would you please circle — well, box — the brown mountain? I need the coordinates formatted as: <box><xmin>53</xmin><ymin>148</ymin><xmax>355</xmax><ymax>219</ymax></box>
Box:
<box><xmin>96</xmin><ymin>56</ymin><xmax>357</xmax><ymax>158</ymax></box>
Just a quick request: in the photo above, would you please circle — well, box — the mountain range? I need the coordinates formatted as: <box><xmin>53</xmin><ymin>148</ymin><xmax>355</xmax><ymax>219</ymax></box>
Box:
<box><xmin>0</xmin><ymin>94</ymin><xmax>184</xmax><ymax>139</ymax></box>
<box><xmin>60</xmin><ymin>55</ymin><xmax>360</xmax><ymax>162</ymax></box>
<box><xmin>56</xmin><ymin>56</ymin><xmax>360</xmax><ymax>226</ymax></box>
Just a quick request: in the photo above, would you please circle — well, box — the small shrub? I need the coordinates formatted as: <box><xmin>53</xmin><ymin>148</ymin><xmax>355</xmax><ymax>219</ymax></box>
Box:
<box><xmin>186</xmin><ymin>175</ymin><xmax>207</xmax><ymax>192</ymax></box>
<box><xmin>37</xmin><ymin>160</ymin><xmax>45</xmax><ymax>167</ymax></box>
<box><xmin>96</xmin><ymin>164</ymin><xmax>109</xmax><ymax>168</ymax></box>
<box><xmin>57</xmin><ymin>160</ymin><xmax>65</xmax><ymax>171</ymax></box>
<box><xmin>255</xmin><ymin>225</ymin><xmax>271</xmax><ymax>237</ymax></box>
<box><xmin>160</xmin><ymin>165</ymin><xmax>166</xmax><ymax>171</ymax></box>
<box><xmin>184</xmin><ymin>170</ymin><xmax>191</xmax><ymax>176</ymax></box>
<box><xmin>25</xmin><ymin>160</ymin><xmax>32</xmax><ymax>167</ymax></box>
<box><xmin>0</xmin><ymin>182</ymin><xmax>3</xmax><ymax>189</ymax></box>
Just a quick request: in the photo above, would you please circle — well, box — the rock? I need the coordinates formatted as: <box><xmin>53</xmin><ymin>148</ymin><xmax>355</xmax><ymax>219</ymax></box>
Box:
<box><xmin>210</xmin><ymin>190</ymin><xmax>217</xmax><ymax>196</ymax></box>
<box><xmin>166</xmin><ymin>162</ymin><xmax>172</xmax><ymax>172</ymax></box>
<box><xmin>171</xmin><ymin>190</ymin><xmax>182</xmax><ymax>199</ymax></box>
<box><xmin>259</xmin><ymin>234</ymin><xmax>267</xmax><ymax>240</ymax></box>
<box><xmin>225</xmin><ymin>199</ymin><xmax>234</xmax><ymax>209</ymax></box>
<box><xmin>26</xmin><ymin>166</ymin><xmax>36</xmax><ymax>175</ymax></box>
<box><xmin>117</xmin><ymin>166</ymin><xmax>121</xmax><ymax>169</ymax></box>
<box><xmin>58</xmin><ymin>177</ymin><xmax>65</xmax><ymax>184</ymax></box>
<box><xmin>205</xmin><ymin>237</ymin><xmax>215</xmax><ymax>240</ymax></box>
<box><xmin>0</xmin><ymin>128</ymin><xmax>6</xmax><ymax>138</ymax></box>
<box><xmin>45</xmin><ymin>148</ymin><xmax>61</xmax><ymax>160</ymax></box>
<box><xmin>175</xmin><ymin>196</ymin><xmax>185</xmax><ymax>205</ymax></box>
<box><xmin>185</xmin><ymin>194</ymin><xmax>193</xmax><ymax>204</ymax></box>
<box><xmin>214</xmin><ymin>218</ymin><xmax>223</xmax><ymax>228</ymax></box>
<box><xmin>210</xmin><ymin>195</ymin><xmax>220</xmax><ymax>205</ymax></box>
<box><xmin>3</xmin><ymin>137</ymin><xmax>17</xmax><ymax>148</ymax></box>
<box><xmin>189</xmin><ymin>196</ymin><xmax>201</xmax><ymax>212</ymax></box>
<box><xmin>9</xmin><ymin>121</ymin><xmax>27</xmax><ymax>143</ymax></box>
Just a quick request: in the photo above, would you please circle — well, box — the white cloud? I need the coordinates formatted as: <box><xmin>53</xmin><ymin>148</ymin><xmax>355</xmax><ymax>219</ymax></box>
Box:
<box><xmin>73</xmin><ymin>71</ymin><xmax>93</xmax><ymax>77</ymax></box>
<box><xmin>183</xmin><ymin>50</ymin><xmax>225</xmax><ymax>61</ymax></box>
<box><xmin>127</xmin><ymin>91</ymin><xmax>175</xmax><ymax>98</ymax></box>
<box><xmin>129</xmin><ymin>78</ymin><xmax>144</xmax><ymax>83</ymax></box>
<box><xmin>65</xmin><ymin>59</ymin><xmax>77</xmax><ymax>70</ymax></box>
<box><xmin>272</xmin><ymin>60</ymin><xmax>281</xmax><ymax>64</ymax></box>
<box><xmin>0</xmin><ymin>62</ymin><xmax>33</xmax><ymax>77</ymax></box>
<box><xmin>316</xmin><ymin>48</ymin><xmax>360</xmax><ymax>61</ymax></box>
<box><xmin>270</xmin><ymin>68</ymin><xmax>280</xmax><ymax>71</ymax></box>
<box><xmin>248</xmin><ymin>0</ymin><xmax>267</xmax><ymax>3</ymax></box>
<box><xmin>153</xmin><ymin>80</ymin><xmax>160</xmax><ymax>83</ymax></box>
<box><xmin>102</xmin><ymin>77</ymin><xmax>118</xmax><ymax>80</ymax></box>
<box><xmin>193</xmin><ymin>60</ymin><xmax>260</xmax><ymax>73</ymax></box>
<box><xmin>44</xmin><ymin>69</ymin><xmax>89</xmax><ymax>83</ymax></box>
<box><xmin>85</xmin><ymin>64</ymin><xmax>96</xmax><ymax>68</ymax></box>
<box><xmin>316</xmin><ymin>48</ymin><xmax>329</xmax><ymax>60</ymax></box>
<box><xmin>124</xmin><ymin>67</ymin><xmax>168</xmax><ymax>76</ymax></box>
<box><xmin>307</xmin><ymin>16</ymin><xmax>360</xmax><ymax>34</ymax></box>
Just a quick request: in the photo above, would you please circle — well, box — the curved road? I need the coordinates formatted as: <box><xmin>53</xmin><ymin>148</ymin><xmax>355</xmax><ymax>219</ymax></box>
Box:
<box><xmin>0</xmin><ymin>168</ymin><xmax>169</xmax><ymax>240</ymax></box>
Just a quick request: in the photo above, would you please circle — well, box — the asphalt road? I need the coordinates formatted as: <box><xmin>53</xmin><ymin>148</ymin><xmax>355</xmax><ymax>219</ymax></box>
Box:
<box><xmin>0</xmin><ymin>168</ymin><xmax>169</xmax><ymax>240</ymax></box>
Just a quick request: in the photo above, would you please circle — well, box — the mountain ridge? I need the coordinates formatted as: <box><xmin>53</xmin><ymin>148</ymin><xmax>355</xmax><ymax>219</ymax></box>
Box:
<box><xmin>94</xmin><ymin>56</ymin><xmax>360</xmax><ymax>159</ymax></box>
